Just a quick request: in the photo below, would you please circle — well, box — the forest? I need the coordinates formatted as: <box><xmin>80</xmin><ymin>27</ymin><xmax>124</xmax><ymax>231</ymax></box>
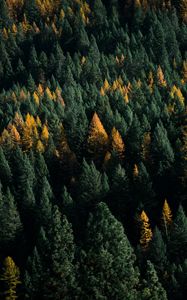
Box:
<box><xmin>0</xmin><ymin>0</ymin><xmax>186</xmax><ymax>299</ymax></box>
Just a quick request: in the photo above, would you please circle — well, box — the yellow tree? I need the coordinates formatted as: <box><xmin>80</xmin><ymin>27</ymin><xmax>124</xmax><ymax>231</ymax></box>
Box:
<box><xmin>148</xmin><ymin>71</ymin><xmax>154</xmax><ymax>93</ymax></box>
<box><xmin>7</xmin><ymin>124</ymin><xmax>21</xmax><ymax>147</ymax></box>
<box><xmin>33</xmin><ymin>91</ymin><xmax>40</xmax><ymax>106</ymax></box>
<box><xmin>87</xmin><ymin>112</ymin><xmax>109</xmax><ymax>160</ymax></box>
<box><xmin>133</xmin><ymin>164</ymin><xmax>139</xmax><ymax>177</ymax></box>
<box><xmin>182</xmin><ymin>60</ymin><xmax>187</xmax><ymax>82</ymax></box>
<box><xmin>6</xmin><ymin>0</ymin><xmax>24</xmax><ymax>20</ymax></box>
<box><xmin>0</xmin><ymin>129</ymin><xmax>12</xmax><ymax>149</ymax></box>
<box><xmin>41</xmin><ymin>124</ymin><xmax>49</xmax><ymax>143</ymax></box>
<box><xmin>0</xmin><ymin>256</ymin><xmax>21</xmax><ymax>300</ymax></box>
<box><xmin>57</xmin><ymin>124</ymin><xmax>72</xmax><ymax>156</ymax></box>
<box><xmin>170</xmin><ymin>85</ymin><xmax>185</xmax><ymax>106</ymax></box>
<box><xmin>36</xmin><ymin>140</ymin><xmax>45</xmax><ymax>153</ymax></box>
<box><xmin>110</xmin><ymin>127</ymin><xmax>125</xmax><ymax>159</ymax></box>
<box><xmin>162</xmin><ymin>199</ymin><xmax>172</xmax><ymax>237</ymax></box>
<box><xmin>157</xmin><ymin>66</ymin><xmax>167</xmax><ymax>87</ymax></box>
<box><xmin>140</xmin><ymin>210</ymin><xmax>153</xmax><ymax>250</ymax></box>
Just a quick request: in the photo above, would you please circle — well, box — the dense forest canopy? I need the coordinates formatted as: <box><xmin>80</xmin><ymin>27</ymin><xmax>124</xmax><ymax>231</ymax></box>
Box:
<box><xmin>0</xmin><ymin>0</ymin><xmax>186</xmax><ymax>299</ymax></box>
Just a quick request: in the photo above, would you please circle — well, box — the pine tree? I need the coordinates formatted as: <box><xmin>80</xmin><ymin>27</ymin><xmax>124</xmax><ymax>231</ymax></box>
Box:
<box><xmin>36</xmin><ymin>176</ymin><xmax>53</xmax><ymax>229</ymax></box>
<box><xmin>148</xmin><ymin>227</ymin><xmax>167</xmax><ymax>272</ymax></box>
<box><xmin>141</xmin><ymin>260</ymin><xmax>168</xmax><ymax>299</ymax></box>
<box><xmin>44</xmin><ymin>205</ymin><xmax>76</xmax><ymax>299</ymax></box>
<box><xmin>78</xmin><ymin>202</ymin><xmax>139</xmax><ymax>299</ymax></box>
<box><xmin>78</xmin><ymin>159</ymin><xmax>108</xmax><ymax>206</ymax></box>
<box><xmin>169</xmin><ymin>205</ymin><xmax>187</xmax><ymax>261</ymax></box>
<box><xmin>0</xmin><ymin>256</ymin><xmax>21</xmax><ymax>300</ymax></box>
<box><xmin>0</xmin><ymin>187</ymin><xmax>23</xmax><ymax>250</ymax></box>
<box><xmin>0</xmin><ymin>147</ymin><xmax>12</xmax><ymax>186</ymax></box>
<box><xmin>109</xmin><ymin>164</ymin><xmax>130</xmax><ymax>220</ymax></box>
<box><xmin>91</xmin><ymin>0</ymin><xmax>107</xmax><ymax>26</ymax></box>
<box><xmin>152</xmin><ymin>122</ymin><xmax>175</xmax><ymax>174</ymax></box>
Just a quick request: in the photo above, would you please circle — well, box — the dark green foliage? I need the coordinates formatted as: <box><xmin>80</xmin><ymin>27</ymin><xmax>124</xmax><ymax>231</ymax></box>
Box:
<box><xmin>78</xmin><ymin>159</ymin><xmax>109</xmax><ymax>206</ymax></box>
<box><xmin>141</xmin><ymin>260</ymin><xmax>168</xmax><ymax>300</ymax></box>
<box><xmin>0</xmin><ymin>1</ymin><xmax>185</xmax><ymax>299</ymax></box>
<box><xmin>0</xmin><ymin>187</ymin><xmax>23</xmax><ymax>250</ymax></box>
<box><xmin>169</xmin><ymin>205</ymin><xmax>187</xmax><ymax>261</ymax></box>
<box><xmin>148</xmin><ymin>227</ymin><xmax>167</xmax><ymax>272</ymax></box>
<box><xmin>78</xmin><ymin>202</ymin><xmax>139</xmax><ymax>299</ymax></box>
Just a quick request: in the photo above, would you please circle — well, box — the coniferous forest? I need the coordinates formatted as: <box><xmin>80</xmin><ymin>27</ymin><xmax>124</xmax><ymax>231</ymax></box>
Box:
<box><xmin>0</xmin><ymin>0</ymin><xmax>186</xmax><ymax>299</ymax></box>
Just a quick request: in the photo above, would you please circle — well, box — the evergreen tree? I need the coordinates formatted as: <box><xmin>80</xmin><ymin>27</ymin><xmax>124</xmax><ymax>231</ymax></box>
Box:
<box><xmin>169</xmin><ymin>205</ymin><xmax>187</xmax><ymax>261</ymax></box>
<box><xmin>43</xmin><ymin>205</ymin><xmax>76</xmax><ymax>300</ymax></box>
<box><xmin>78</xmin><ymin>159</ymin><xmax>108</xmax><ymax>206</ymax></box>
<box><xmin>141</xmin><ymin>260</ymin><xmax>168</xmax><ymax>300</ymax></box>
<box><xmin>0</xmin><ymin>147</ymin><xmax>12</xmax><ymax>186</ymax></box>
<box><xmin>0</xmin><ymin>187</ymin><xmax>23</xmax><ymax>251</ymax></box>
<box><xmin>148</xmin><ymin>227</ymin><xmax>167</xmax><ymax>272</ymax></box>
<box><xmin>152</xmin><ymin>122</ymin><xmax>175</xmax><ymax>174</ymax></box>
<box><xmin>78</xmin><ymin>202</ymin><xmax>139</xmax><ymax>299</ymax></box>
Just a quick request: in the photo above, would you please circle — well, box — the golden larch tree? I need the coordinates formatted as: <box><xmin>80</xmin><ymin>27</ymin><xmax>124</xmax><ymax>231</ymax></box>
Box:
<box><xmin>41</xmin><ymin>124</ymin><xmax>49</xmax><ymax>142</ymax></box>
<box><xmin>182</xmin><ymin>60</ymin><xmax>187</xmax><ymax>82</ymax></box>
<box><xmin>157</xmin><ymin>66</ymin><xmax>167</xmax><ymax>87</ymax></box>
<box><xmin>162</xmin><ymin>199</ymin><xmax>172</xmax><ymax>237</ymax></box>
<box><xmin>133</xmin><ymin>164</ymin><xmax>139</xmax><ymax>177</ymax></box>
<box><xmin>87</xmin><ymin>112</ymin><xmax>109</xmax><ymax>159</ymax></box>
<box><xmin>6</xmin><ymin>0</ymin><xmax>24</xmax><ymax>20</ymax></box>
<box><xmin>0</xmin><ymin>256</ymin><xmax>21</xmax><ymax>300</ymax></box>
<box><xmin>36</xmin><ymin>140</ymin><xmax>45</xmax><ymax>153</ymax></box>
<box><xmin>148</xmin><ymin>71</ymin><xmax>154</xmax><ymax>93</ymax></box>
<box><xmin>7</xmin><ymin>124</ymin><xmax>21</xmax><ymax>146</ymax></box>
<box><xmin>110</xmin><ymin>127</ymin><xmax>125</xmax><ymax>159</ymax></box>
<box><xmin>139</xmin><ymin>210</ymin><xmax>153</xmax><ymax>250</ymax></box>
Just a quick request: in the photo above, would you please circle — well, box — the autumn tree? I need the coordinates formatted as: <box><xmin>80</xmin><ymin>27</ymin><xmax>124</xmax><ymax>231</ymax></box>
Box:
<box><xmin>0</xmin><ymin>256</ymin><xmax>21</xmax><ymax>300</ymax></box>
<box><xmin>110</xmin><ymin>127</ymin><xmax>125</xmax><ymax>160</ymax></box>
<box><xmin>87</xmin><ymin>112</ymin><xmax>109</xmax><ymax>162</ymax></box>
<box><xmin>162</xmin><ymin>199</ymin><xmax>172</xmax><ymax>238</ymax></box>
<box><xmin>139</xmin><ymin>210</ymin><xmax>153</xmax><ymax>250</ymax></box>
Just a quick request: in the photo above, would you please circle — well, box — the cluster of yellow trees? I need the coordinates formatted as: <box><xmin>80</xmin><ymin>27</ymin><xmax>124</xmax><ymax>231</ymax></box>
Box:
<box><xmin>99</xmin><ymin>68</ymin><xmax>185</xmax><ymax>114</ymax></box>
<box><xmin>140</xmin><ymin>199</ymin><xmax>172</xmax><ymax>249</ymax></box>
<box><xmin>5</xmin><ymin>0</ymin><xmax>90</xmax><ymax>24</ymax></box>
<box><xmin>87</xmin><ymin>112</ymin><xmax>125</xmax><ymax>162</ymax></box>
<box><xmin>0</xmin><ymin>113</ymin><xmax>50</xmax><ymax>152</ymax></box>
